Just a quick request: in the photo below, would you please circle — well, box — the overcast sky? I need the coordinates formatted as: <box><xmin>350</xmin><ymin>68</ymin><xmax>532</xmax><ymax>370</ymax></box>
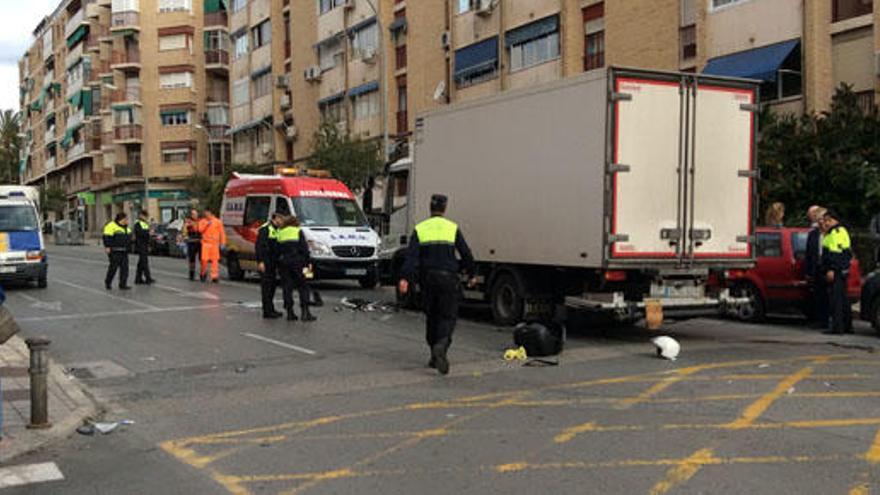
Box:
<box><xmin>0</xmin><ymin>0</ymin><xmax>60</xmax><ymax>112</ymax></box>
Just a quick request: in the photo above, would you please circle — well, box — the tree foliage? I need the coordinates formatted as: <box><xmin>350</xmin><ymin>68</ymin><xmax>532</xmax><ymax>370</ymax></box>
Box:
<box><xmin>185</xmin><ymin>164</ymin><xmax>264</xmax><ymax>214</ymax></box>
<box><xmin>308</xmin><ymin>122</ymin><xmax>382</xmax><ymax>191</ymax></box>
<box><xmin>0</xmin><ymin>110</ymin><xmax>21</xmax><ymax>184</ymax></box>
<box><xmin>41</xmin><ymin>185</ymin><xmax>66</xmax><ymax>215</ymax></box>
<box><xmin>759</xmin><ymin>85</ymin><xmax>880</xmax><ymax>227</ymax></box>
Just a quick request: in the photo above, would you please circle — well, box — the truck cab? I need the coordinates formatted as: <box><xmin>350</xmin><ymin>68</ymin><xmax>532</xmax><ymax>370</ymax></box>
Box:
<box><xmin>0</xmin><ymin>187</ymin><xmax>48</xmax><ymax>288</ymax></box>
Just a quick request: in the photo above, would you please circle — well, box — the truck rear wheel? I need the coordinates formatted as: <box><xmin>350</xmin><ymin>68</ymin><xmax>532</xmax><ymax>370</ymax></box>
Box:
<box><xmin>733</xmin><ymin>282</ymin><xmax>764</xmax><ymax>322</ymax></box>
<box><xmin>490</xmin><ymin>272</ymin><xmax>525</xmax><ymax>326</ymax></box>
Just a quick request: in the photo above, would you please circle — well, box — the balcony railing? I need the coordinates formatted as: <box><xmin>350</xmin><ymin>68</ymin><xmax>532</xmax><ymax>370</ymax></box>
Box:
<box><xmin>206</xmin><ymin>124</ymin><xmax>230</xmax><ymax>139</ymax></box>
<box><xmin>44</xmin><ymin>127</ymin><xmax>57</xmax><ymax>144</ymax></box>
<box><xmin>833</xmin><ymin>0</ymin><xmax>873</xmax><ymax>22</ymax></box>
<box><xmin>204</xmin><ymin>11</ymin><xmax>228</xmax><ymax>27</ymax></box>
<box><xmin>111</xmin><ymin>50</ymin><xmax>140</xmax><ymax>66</ymax></box>
<box><xmin>206</xmin><ymin>91</ymin><xmax>229</xmax><ymax>104</ymax></box>
<box><xmin>114</xmin><ymin>124</ymin><xmax>143</xmax><ymax>141</ymax></box>
<box><xmin>112</xmin><ymin>87</ymin><xmax>141</xmax><ymax>102</ymax></box>
<box><xmin>205</xmin><ymin>49</ymin><xmax>230</xmax><ymax>66</ymax></box>
<box><xmin>111</xmin><ymin>11</ymin><xmax>140</xmax><ymax>28</ymax></box>
<box><xmin>115</xmin><ymin>162</ymin><xmax>142</xmax><ymax>178</ymax></box>
<box><xmin>68</xmin><ymin>109</ymin><xmax>85</xmax><ymax>130</ymax></box>
<box><xmin>66</xmin><ymin>141</ymin><xmax>86</xmax><ymax>162</ymax></box>
<box><xmin>86</xmin><ymin>25</ymin><xmax>110</xmax><ymax>50</ymax></box>
<box><xmin>91</xmin><ymin>170</ymin><xmax>113</xmax><ymax>185</ymax></box>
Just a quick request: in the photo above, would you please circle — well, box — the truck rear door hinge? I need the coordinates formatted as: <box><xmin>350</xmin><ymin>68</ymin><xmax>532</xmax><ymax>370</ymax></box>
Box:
<box><xmin>609</xmin><ymin>163</ymin><xmax>631</xmax><ymax>174</ymax></box>
<box><xmin>738</xmin><ymin>169</ymin><xmax>759</xmax><ymax>178</ymax></box>
<box><xmin>736</xmin><ymin>235</ymin><xmax>756</xmax><ymax>244</ymax></box>
<box><xmin>740</xmin><ymin>103</ymin><xmax>759</xmax><ymax>112</ymax></box>
<box><xmin>608</xmin><ymin>234</ymin><xmax>630</xmax><ymax>243</ymax></box>
<box><xmin>611</xmin><ymin>92</ymin><xmax>633</xmax><ymax>102</ymax></box>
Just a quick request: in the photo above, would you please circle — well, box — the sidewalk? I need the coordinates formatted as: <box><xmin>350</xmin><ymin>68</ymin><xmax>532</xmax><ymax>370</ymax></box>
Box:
<box><xmin>0</xmin><ymin>335</ymin><xmax>96</xmax><ymax>463</ymax></box>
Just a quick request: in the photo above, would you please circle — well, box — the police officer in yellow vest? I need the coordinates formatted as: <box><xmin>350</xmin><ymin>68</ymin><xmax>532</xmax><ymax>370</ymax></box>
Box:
<box><xmin>276</xmin><ymin>215</ymin><xmax>316</xmax><ymax>322</ymax></box>
<box><xmin>257</xmin><ymin>213</ymin><xmax>283</xmax><ymax>319</ymax></box>
<box><xmin>399</xmin><ymin>194</ymin><xmax>476</xmax><ymax>375</ymax></box>
<box><xmin>821</xmin><ymin>210</ymin><xmax>854</xmax><ymax>334</ymax></box>
<box><xmin>133</xmin><ymin>210</ymin><xmax>155</xmax><ymax>285</ymax></box>
<box><xmin>103</xmin><ymin>212</ymin><xmax>132</xmax><ymax>290</ymax></box>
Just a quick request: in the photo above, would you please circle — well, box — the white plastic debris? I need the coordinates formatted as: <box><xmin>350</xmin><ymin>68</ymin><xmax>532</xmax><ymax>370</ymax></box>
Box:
<box><xmin>758</xmin><ymin>363</ymin><xmax>770</xmax><ymax>368</ymax></box>
<box><xmin>651</xmin><ymin>336</ymin><xmax>681</xmax><ymax>361</ymax></box>
<box><xmin>93</xmin><ymin>422</ymin><xmax>119</xmax><ymax>434</ymax></box>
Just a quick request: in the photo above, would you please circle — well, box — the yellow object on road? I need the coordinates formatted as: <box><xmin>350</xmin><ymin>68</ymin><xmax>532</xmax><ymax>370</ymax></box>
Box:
<box><xmin>504</xmin><ymin>346</ymin><xmax>528</xmax><ymax>362</ymax></box>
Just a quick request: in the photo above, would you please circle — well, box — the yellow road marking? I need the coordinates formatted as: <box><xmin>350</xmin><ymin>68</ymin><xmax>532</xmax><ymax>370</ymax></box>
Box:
<box><xmin>727</xmin><ymin>366</ymin><xmax>815</xmax><ymax>429</ymax></box>
<box><xmin>616</xmin><ymin>373</ymin><xmax>695</xmax><ymax>409</ymax></box>
<box><xmin>865</xmin><ymin>429</ymin><xmax>880</xmax><ymax>464</ymax></box>
<box><xmin>649</xmin><ymin>449</ymin><xmax>717</xmax><ymax>495</ymax></box>
<box><xmin>849</xmin><ymin>483</ymin><xmax>870</xmax><ymax>495</ymax></box>
<box><xmin>554</xmin><ymin>422</ymin><xmax>597</xmax><ymax>444</ymax></box>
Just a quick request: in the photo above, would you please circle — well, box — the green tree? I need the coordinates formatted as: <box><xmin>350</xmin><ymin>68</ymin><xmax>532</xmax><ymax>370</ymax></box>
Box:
<box><xmin>0</xmin><ymin>110</ymin><xmax>21</xmax><ymax>183</ymax></box>
<box><xmin>40</xmin><ymin>185</ymin><xmax>66</xmax><ymax>216</ymax></box>
<box><xmin>185</xmin><ymin>164</ymin><xmax>264</xmax><ymax>214</ymax></box>
<box><xmin>758</xmin><ymin>84</ymin><xmax>880</xmax><ymax>228</ymax></box>
<box><xmin>308</xmin><ymin>121</ymin><xmax>382</xmax><ymax>191</ymax></box>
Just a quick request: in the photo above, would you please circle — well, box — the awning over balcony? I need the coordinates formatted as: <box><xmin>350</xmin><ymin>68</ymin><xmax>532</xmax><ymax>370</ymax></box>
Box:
<box><xmin>318</xmin><ymin>92</ymin><xmax>344</xmax><ymax>106</ymax></box>
<box><xmin>228</xmin><ymin>117</ymin><xmax>271</xmax><ymax>136</ymax></box>
<box><xmin>702</xmin><ymin>39</ymin><xmax>800</xmax><ymax>82</ymax></box>
<box><xmin>66</xmin><ymin>25</ymin><xmax>89</xmax><ymax>49</ymax></box>
<box><xmin>389</xmin><ymin>17</ymin><xmax>407</xmax><ymax>33</ymax></box>
<box><xmin>348</xmin><ymin>81</ymin><xmax>379</xmax><ymax>98</ymax></box>
<box><xmin>454</xmin><ymin>37</ymin><xmax>498</xmax><ymax>82</ymax></box>
<box><xmin>204</xmin><ymin>0</ymin><xmax>228</xmax><ymax>13</ymax></box>
<box><xmin>505</xmin><ymin>15</ymin><xmax>558</xmax><ymax>47</ymax></box>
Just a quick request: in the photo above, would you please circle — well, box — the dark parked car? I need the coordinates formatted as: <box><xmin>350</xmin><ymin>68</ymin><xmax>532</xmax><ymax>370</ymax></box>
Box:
<box><xmin>859</xmin><ymin>271</ymin><xmax>880</xmax><ymax>333</ymax></box>
<box><xmin>149</xmin><ymin>224</ymin><xmax>171</xmax><ymax>256</ymax></box>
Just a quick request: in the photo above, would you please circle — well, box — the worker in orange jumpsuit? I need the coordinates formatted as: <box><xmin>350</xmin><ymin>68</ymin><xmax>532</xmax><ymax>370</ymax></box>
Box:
<box><xmin>199</xmin><ymin>208</ymin><xmax>226</xmax><ymax>283</ymax></box>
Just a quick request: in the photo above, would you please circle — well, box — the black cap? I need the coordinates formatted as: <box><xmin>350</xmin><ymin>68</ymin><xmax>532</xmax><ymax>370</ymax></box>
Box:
<box><xmin>430</xmin><ymin>194</ymin><xmax>448</xmax><ymax>212</ymax></box>
<box><xmin>824</xmin><ymin>209</ymin><xmax>842</xmax><ymax>221</ymax></box>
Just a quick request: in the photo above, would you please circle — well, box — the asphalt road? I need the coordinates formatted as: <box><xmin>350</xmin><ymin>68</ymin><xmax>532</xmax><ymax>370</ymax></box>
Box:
<box><xmin>4</xmin><ymin>245</ymin><xmax>880</xmax><ymax>494</ymax></box>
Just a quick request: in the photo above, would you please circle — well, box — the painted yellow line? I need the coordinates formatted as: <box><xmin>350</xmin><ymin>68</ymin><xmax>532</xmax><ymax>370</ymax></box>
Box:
<box><xmin>616</xmin><ymin>372</ymin><xmax>695</xmax><ymax>409</ymax></box>
<box><xmin>726</xmin><ymin>366</ymin><xmax>815</xmax><ymax>429</ymax></box>
<box><xmin>554</xmin><ymin>422</ymin><xmax>597</xmax><ymax>444</ymax></box>
<box><xmin>649</xmin><ymin>449</ymin><xmax>717</xmax><ymax>495</ymax></box>
<box><xmin>865</xmin><ymin>429</ymin><xmax>880</xmax><ymax>464</ymax></box>
<box><xmin>849</xmin><ymin>483</ymin><xmax>870</xmax><ymax>495</ymax></box>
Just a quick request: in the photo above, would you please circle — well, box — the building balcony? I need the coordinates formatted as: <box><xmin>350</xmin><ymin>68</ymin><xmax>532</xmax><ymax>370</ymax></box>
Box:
<box><xmin>206</xmin><ymin>91</ymin><xmax>229</xmax><ymax>105</ymax></box>
<box><xmin>65</xmin><ymin>9</ymin><xmax>86</xmax><ymax>39</ymax></box>
<box><xmin>68</xmin><ymin>109</ymin><xmax>85</xmax><ymax>131</ymax></box>
<box><xmin>114</xmin><ymin>124</ymin><xmax>143</xmax><ymax>142</ymax></box>
<box><xmin>114</xmin><ymin>162</ymin><xmax>142</xmax><ymax>178</ymax></box>
<box><xmin>111</xmin><ymin>50</ymin><xmax>141</xmax><ymax>69</ymax></box>
<box><xmin>86</xmin><ymin>25</ymin><xmax>110</xmax><ymax>51</ymax></box>
<box><xmin>66</xmin><ymin>141</ymin><xmax>87</xmax><ymax>164</ymax></box>
<box><xmin>204</xmin><ymin>11</ymin><xmax>228</xmax><ymax>28</ymax></box>
<box><xmin>45</xmin><ymin>156</ymin><xmax>56</xmax><ymax>172</ymax></box>
<box><xmin>111</xmin><ymin>11</ymin><xmax>140</xmax><ymax>30</ymax></box>
<box><xmin>91</xmin><ymin>170</ymin><xmax>113</xmax><ymax>186</ymax></box>
<box><xmin>205</xmin><ymin>49</ymin><xmax>230</xmax><ymax>70</ymax></box>
<box><xmin>206</xmin><ymin>124</ymin><xmax>230</xmax><ymax>140</ymax></box>
<box><xmin>44</xmin><ymin>126</ymin><xmax>57</xmax><ymax>144</ymax></box>
<box><xmin>112</xmin><ymin>87</ymin><xmax>141</xmax><ymax>103</ymax></box>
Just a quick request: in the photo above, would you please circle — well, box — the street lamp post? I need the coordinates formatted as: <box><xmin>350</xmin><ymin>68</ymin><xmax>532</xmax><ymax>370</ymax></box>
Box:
<box><xmin>364</xmin><ymin>0</ymin><xmax>390</xmax><ymax>166</ymax></box>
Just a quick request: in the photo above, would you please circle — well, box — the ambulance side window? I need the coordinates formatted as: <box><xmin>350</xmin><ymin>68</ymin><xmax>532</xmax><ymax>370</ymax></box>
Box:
<box><xmin>244</xmin><ymin>197</ymin><xmax>271</xmax><ymax>226</ymax></box>
<box><xmin>274</xmin><ymin>197</ymin><xmax>291</xmax><ymax>216</ymax></box>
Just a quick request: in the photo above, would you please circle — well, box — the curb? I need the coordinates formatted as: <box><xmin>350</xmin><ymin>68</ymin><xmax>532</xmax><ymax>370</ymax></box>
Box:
<box><xmin>0</xmin><ymin>338</ymin><xmax>99</xmax><ymax>464</ymax></box>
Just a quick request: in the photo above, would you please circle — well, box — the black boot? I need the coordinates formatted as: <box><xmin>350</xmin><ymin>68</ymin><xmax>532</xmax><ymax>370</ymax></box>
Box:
<box><xmin>189</xmin><ymin>270</ymin><xmax>195</xmax><ymax>281</ymax></box>
<box><xmin>263</xmin><ymin>310</ymin><xmax>282</xmax><ymax>319</ymax></box>
<box><xmin>200</xmin><ymin>273</ymin><xmax>207</xmax><ymax>282</ymax></box>
<box><xmin>287</xmin><ymin>308</ymin><xmax>298</xmax><ymax>321</ymax></box>
<box><xmin>301</xmin><ymin>307</ymin><xmax>317</xmax><ymax>322</ymax></box>
<box><xmin>431</xmin><ymin>339</ymin><xmax>450</xmax><ymax>375</ymax></box>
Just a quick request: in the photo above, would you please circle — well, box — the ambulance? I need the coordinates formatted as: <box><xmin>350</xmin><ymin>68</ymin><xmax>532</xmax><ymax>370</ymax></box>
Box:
<box><xmin>0</xmin><ymin>185</ymin><xmax>47</xmax><ymax>288</ymax></box>
<box><xmin>220</xmin><ymin>170</ymin><xmax>381</xmax><ymax>288</ymax></box>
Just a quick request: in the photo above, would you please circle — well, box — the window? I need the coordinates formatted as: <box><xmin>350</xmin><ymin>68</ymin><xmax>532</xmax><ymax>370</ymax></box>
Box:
<box><xmin>0</xmin><ymin>206</ymin><xmax>39</xmax><ymax>231</ymax></box>
<box><xmin>158</xmin><ymin>0</ymin><xmax>191</xmax><ymax>12</ymax></box>
<box><xmin>457</xmin><ymin>0</ymin><xmax>477</xmax><ymax>14</ymax></box>
<box><xmin>454</xmin><ymin>37</ymin><xmax>499</xmax><ymax>88</ymax></box>
<box><xmin>317</xmin><ymin>37</ymin><xmax>343</xmax><ymax>70</ymax></box>
<box><xmin>507</xmin><ymin>16</ymin><xmax>560</xmax><ymax>72</ymax></box>
<box><xmin>232</xmin><ymin>78</ymin><xmax>249</xmax><ymax>105</ymax></box>
<box><xmin>162</xmin><ymin>147</ymin><xmax>191</xmax><ymax>163</ymax></box>
<box><xmin>252</xmin><ymin>71</ymin><xmax>271</xmax><ymax>99</ymax></box>
<box><xmin>292</xmin><ymin>197</ymin><xmax>367</xmax><ymax>227</ymax></box>
<box><xmin>680</xmin><ymin>25</ymin><xmax>696</xmax><ymax>62</ymax></box>
<box><xmin>351</xmin><ymin>22</ymin><xmax>378</xmax><ymax>58</ymax></box>
<box><xmin>233</xmin><ymin>31</ymin><xmax>249</xmax><ymax>59</ymax></box>
<box><xmin>319</xmin><ymin>98</ymin><xmax>344</xmax><ymax>123</ymax></box>
<box><xmin>205</xmin><ymin>30</ymin><xmax>229</xmax><ymax>52</ymax></box>
<box><xmin>275</xmin><ymin>197</ymin><xmax>291</xmax><ymax>216</ymax></box>
<box><xmin>319</xmin><ymin>0</ymin><xmax>345</xmax><ymax>15</ymax></box>
<box><xmin>159</xmin><ymin>72</ymin><xmax>192</xmax><ymax>89</ymax></box>
<box><xmin>231</xmin><ymin>0</ymin><xmax>246</xmax><ymax>12</ymax></box>
<box><xmin>756</xmin><ymin>232</ymin><xmax>783</xmax><ymax>258</ymax></box>
<box><xmin>583</xmin><ymin>3</ymin><xmax>604</xmax><ymax>71</ymax></box>
<box><xmin>833</xmin><ymin>0</ymin><xmax>873</xmax><ymax>22</ymax></box>
<box><xmin>244</xmin><ymin>196</ymin><xmax>271</xmax><ymax>225</ymax></box>
<box><xmin>352</xmin><ymin>90</ymin><xmax>379</xmax><ymax>120</ymax></box>
<box><xmin>112</xmin><ymin>0</ymin><xmax>139</xmax><ymax>12</ymax></box>
<box><xmin>711</xmin><ymin>0</ymin><xmax>747</xmax><ymax>9</ymax></box>
<box><xmin>206</xmin><ymin>105</ymin><xmax>228</xmax><ymax>125</ymax></box>
<box><xmin>113</xmin><ymin>107</ymin><xmax>137</xmax><ymax>125</ymax></box>
<box><xmin>161</xmin><ymin>110</ymin><xmax>190</xmax><ymax>126</ymax></box>
<box><xmin>159</xmin><ymin>34</ymin><xmax>189</xmax><ymax>52</ymax></box>
<box><xmin>252</xmin><ymin>20</ymin><xmax>271</xmax><ymax>49</ymax></box>
<box><xmin>792</xmin><ymin>232</ymin><xmax>808</xmax><ymax>260</ymax></box>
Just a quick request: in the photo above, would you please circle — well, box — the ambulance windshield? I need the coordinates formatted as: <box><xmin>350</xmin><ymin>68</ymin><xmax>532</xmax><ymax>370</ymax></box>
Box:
<box><xmin>292</xmin><ymin>197</ymin><xmax>368</xmax><ymax>227</ymax></box>
<box><xmin>0</xmin><ymin>205</ymin><xmax>39</xmax><ymax>231</ymax></box>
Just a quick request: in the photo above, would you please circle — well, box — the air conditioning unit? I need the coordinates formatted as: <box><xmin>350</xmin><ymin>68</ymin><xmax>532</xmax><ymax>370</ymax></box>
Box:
<box><xmin>286</xmin><ymin>125</ymin><xmax>297</xmax><ymax>139</ymax></box>
<box><xmin>303</xmin><ymin>66</ymin><xmax>322</xmax><ymax>82</ymax></box>
<box><xmin>343</xmin><ymin>0</ymin><xmax>354</xmax><ymax>10</ymax></box>
<box><xmin>276</xmin><ymin>74</ymin><xmax>290</xmax><ymax>89</ymax></box>
<box><xmin>361</xmin><ymin>47</ymin><xmax>377</xmax><ymax>63</ymax></box>
<box><xmin>476</xmin><ymin>0</ymin><xmax>496</xmax><ymax>16</ymax></box>
<box><xmin>440</xmin><ymin>31</ymin><xmax>450</xmax><ymax>50</ymax></box>
<box><xmin>280</xmin><ymin>94</ymin><xmax>291</xmax><ymax>110</ymax></box>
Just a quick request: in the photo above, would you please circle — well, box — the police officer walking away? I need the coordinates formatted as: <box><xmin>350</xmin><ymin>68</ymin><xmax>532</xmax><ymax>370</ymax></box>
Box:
<box><xmin>822</xmin><ymin>210</ymin><xmax>854</xmax><ymax>335</ymax></box>
<box><xmin>182</xmin><ymin>209</ymin><xmax>202</xmax><ymax>280</ymax></box>
<box><xmin>399</xmin><ymin>194</ymin><xmax>476</xmax><ymax>376</ymax></box>
<box><xmin>103</xmin><ymin>212</ymin><xmax>131</xmax><ymax>290</ymax></box>
<box><xmin>276</xmin><ymin>215</ymin><xmax>316</xmax><ymax>322</ymax></box>
<box><xmin>257</xmin><ymin>213</ymin><xmax>283</xmax><ymax>319</ymax></box>
<box><xmin>805</xmin><ymin>205</ymin><xmax>828</xmax><ymax>328</ymax></box>
<box><xmin>133</xmin><ymin>210</ymin><xmax>156</xmax><ymax>285</ymax></box>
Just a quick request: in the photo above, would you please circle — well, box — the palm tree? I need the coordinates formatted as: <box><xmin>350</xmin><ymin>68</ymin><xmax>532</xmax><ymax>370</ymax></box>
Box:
<box><xmin>0</xmin><ymin>110</ymin><xmax>21</xmax><ymax>184</ymax></box>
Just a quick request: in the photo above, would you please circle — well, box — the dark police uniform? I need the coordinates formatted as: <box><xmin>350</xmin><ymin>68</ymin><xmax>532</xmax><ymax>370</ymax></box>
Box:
<box><xmin>256</xmin><ymin>221</ymin><xmax>280</xmax><ymax>318</ymax></box>
<box><xmin>184</xmin><ymin>217</ymin><xmax>202</xmax><ymax>280</ymax></box>
<box><xmin>134</xmin><ymin>219</ymin><xmax>154</xmax><ymax>284</ymax></box>
<box><xmin>401</xmin><ymin>215</ymin><xmax>475</xmax><ymax>374</ymax></box>
<box><xmin>823</xmin><ymin>224</ymin><xmax>854</xmax><ymax>334</ymax></box>
<box><xmin>103</xmin><ymin>220</ymin><xmax>131</xmax><ymax>289</ymax></box>
<box><xmin>276</xmin><ymin>225</ymin><xmax>315</xmax><ymax>321</ymax></box>
<box><xmin>805</xmin><ymin>226</ymin><xmax>829</xmax><ymax>326</ymax></box>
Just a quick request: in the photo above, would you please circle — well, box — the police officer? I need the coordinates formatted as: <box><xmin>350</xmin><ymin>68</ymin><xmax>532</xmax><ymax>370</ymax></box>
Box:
<box><xmin>182</xmin><ymin>209</ymin><xmax>202</xmax><ymax>280</ymax></box>
<box><xmin>822</xmin><ymin>210</ymin><xmax>854</xmax><ymax>335</ymax></box>
<box><xmin>257</xmin><ymin>213</ymin><xmax>283</xmax><ymax>319</ymax></box>
<box><xmin>133</xmin><ymin>210</ymin><xmax>155</xmax><ymax>285</ymax></box>
<box><xmin>103</xmin><ymin>212</ymin><xmax>131</xmax><ymax>290</ymax></box>
<box><xmin>399</xmin><ymin>194</ymin><xmax>476</xmax><ymax>376</ymax></box>
<box><xmin>276</xmin><ymin>215</ymin><xmax>316</xmax><ymax>322</ymax></box>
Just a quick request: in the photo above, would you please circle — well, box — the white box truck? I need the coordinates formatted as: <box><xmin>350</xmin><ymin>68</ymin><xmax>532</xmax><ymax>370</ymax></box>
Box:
<box><xmin>379</xmin><ymin>67</ymin><xmax>758</xmax><ymax>325</ymax></box>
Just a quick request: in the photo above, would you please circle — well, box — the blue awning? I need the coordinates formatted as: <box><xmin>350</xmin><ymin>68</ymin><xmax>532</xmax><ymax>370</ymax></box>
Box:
<box><xmin>389</xmin><ymin>17</ymin><xmax>407</xmax><ymax>33</ymax></box>
<box><xmin>702</xmin><ymin>39</ymin><xmax>800</xmax><ymax>82</ymax></box>
<box><xmin>455</xmin><ymin>37</ymin><xmax>498</xmax><ymax>81</ymax></box>
<box><xmin>228</xmin><ymin>117</ymin><xmax>271</xmax><ymax>136</ymax></box>
<box><xmin>318</xmin><ymin>92</ymin><xmax>344</xmax><ymax>106</ymax></box>
<box><xmin>505</xmin><ymin>15</ymin><xmax>558</xmax><ymax>47</ymax></box>
<box><xmin>348</xmin><ymin>81</ymin><xmax>379</xmax><ymax>98</ymax></box>
<box><xmin>347</xmin><ymin>17</ymin><xmax>377</xmax><ymax>35</ymax></box>
<box><xmin>251</xmin><ymin>65</ymin><xmax>272</xmax><ymax>79</ymax></box>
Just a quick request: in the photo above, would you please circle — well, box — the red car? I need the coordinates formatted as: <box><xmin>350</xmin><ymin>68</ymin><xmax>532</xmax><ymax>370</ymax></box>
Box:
<box><xmin>724</xmin><ymin>227</ymin><xmax>860</xmax><ymax>321</ymax></box>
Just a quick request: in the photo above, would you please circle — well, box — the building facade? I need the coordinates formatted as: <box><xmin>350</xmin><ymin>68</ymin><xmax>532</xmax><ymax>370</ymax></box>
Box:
<box><xmin>19</xmin><ymin>0</ymin><xmax>231</xmax><ymax>233</ymax></box>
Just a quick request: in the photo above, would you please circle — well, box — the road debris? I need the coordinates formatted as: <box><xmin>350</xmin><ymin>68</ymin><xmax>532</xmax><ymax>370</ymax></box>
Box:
<box><xmin>651</xmin><ymin>336</ymin><xmax>680</xmax><ymax>361</ymax></box>
<box><xmin>504</xmin><ymin>346</ymin><xmax>528</xmax><ymax>362</ymax></box>
<box><xmin>336</xmin><ymin>298</ymin><xmax>397</xmax><ymax>313</ymax></box>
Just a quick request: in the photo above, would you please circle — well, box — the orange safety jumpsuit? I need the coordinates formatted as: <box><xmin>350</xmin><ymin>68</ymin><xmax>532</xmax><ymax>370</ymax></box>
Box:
<box><xmin>199</xmin><ymin>214</ymin><xmax>227</xmax><ymax>281</ymax></box>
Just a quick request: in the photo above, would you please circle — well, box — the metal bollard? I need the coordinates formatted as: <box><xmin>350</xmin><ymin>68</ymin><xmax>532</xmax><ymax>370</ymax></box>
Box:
<box><xmin>25</xmin><ymin>337</ymin><xmax>52</xmax><ymax>430</ymax></box>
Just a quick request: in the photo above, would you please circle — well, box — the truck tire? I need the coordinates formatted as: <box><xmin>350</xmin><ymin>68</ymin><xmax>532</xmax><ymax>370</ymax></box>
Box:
<box><xmin>490</xmin><ymin>272</ymin><xmax>525</xmax><ymax>326</ymax></box>
<box><xmin>733</xmin><ymin>282</ymin><xmax>765</xmax><ymax>322</ymax></box>
<box><xmin>37</xmin><ymin>273</ymin><xmax>47</xmax><ymax>289</ymax></box>
<box><xmin>227</xmin><ymin>253</ymin><xmax>245</xmax><ymax>281</ymax></box>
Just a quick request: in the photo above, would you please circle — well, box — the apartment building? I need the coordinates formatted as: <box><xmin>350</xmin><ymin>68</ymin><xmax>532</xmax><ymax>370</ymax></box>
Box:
<box><xmin>19</xmin><ymin>0</ymin><xmax>231</xmax><ymax>233</ymax></box>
